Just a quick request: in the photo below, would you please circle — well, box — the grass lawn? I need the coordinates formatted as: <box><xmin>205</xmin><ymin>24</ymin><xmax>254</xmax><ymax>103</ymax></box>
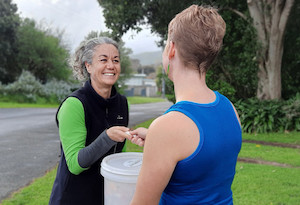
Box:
<box><xmin>1</xmin><ymin>118</ymin><xmax>300</xmax><ymax>204</ymax></box>
<box><xmin>0</xmin><ymin>102</ymin><xmax>59</xmax><ymax>108</ymax></box>
<box><xmin>0</xmin><ymin>96</ymin><xmax>166</xmax><ymax>108</ymax></box>
<box><xmin>232</xmin><ymin>162</ymin><xmax>300</xmax><ymax>205</ymax></box>
<box><xmin>239</xmin><ymin>142</ymin><xmax>300</xmax><ymax>167</ymax></box>
<box><xmin>243</xmin><ymin>131</ymin><xmax>300</xmax><ymax>145</ymax></box>
<box><xmin>127</xmin><ymin>96</ymin><xmax>167</xmax><ymax>104</ymax></box>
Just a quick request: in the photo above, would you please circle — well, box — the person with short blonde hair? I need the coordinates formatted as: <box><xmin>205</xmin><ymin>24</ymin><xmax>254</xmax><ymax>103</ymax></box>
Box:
<box><xmin>168</xmin><ymin>5</ymin><xmax>226</xmax><ymax>73</ymax></box>
<box><xmin>130</xmin><ymin>5</ymin><xmax>241</xmax><ymax>205</ymax></box>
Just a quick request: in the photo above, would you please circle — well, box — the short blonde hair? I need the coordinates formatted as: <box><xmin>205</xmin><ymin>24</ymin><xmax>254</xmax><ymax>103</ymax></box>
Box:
<box><xmin>168</xmin><ymin>5</ymin><xmax>226</xmax><ymax>73</ymax></box>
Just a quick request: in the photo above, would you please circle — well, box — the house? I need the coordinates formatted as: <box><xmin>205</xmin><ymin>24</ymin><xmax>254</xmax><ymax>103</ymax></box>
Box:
<box><xmin>124</xmin><ymin>74</ymin><xmax>157</xmax><ymax>97</ymax></box>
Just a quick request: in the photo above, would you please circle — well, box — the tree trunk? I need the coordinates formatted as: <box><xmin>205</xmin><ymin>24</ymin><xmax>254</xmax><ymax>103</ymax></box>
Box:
<box><xmin>247</xmin><ymin>0</ymin><xmax>294</xmax><ymax>100</ymax></box>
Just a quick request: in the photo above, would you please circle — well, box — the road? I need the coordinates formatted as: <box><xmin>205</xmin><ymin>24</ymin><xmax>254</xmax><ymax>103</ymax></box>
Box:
<box><xmin>0</xmin><ymin>101</ymin><xmax>173</xmax><ymax>202</ymax></box>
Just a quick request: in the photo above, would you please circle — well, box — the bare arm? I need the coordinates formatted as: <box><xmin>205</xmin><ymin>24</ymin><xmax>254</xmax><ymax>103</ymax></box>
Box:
<box><xmin>130</xmin><ymin>112</ymin><xmax>199</xmax><ymax>205</ymax></box>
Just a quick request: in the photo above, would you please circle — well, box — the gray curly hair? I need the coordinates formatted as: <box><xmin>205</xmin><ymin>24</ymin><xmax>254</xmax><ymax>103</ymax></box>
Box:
<box><xmin>69</xmin><ymin>37</ymin><xmax>119</xmax><ymax>81</ymax></box>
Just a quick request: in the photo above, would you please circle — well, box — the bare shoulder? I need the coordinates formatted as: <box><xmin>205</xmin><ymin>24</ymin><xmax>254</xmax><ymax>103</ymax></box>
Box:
<box><xmin>145</xmin><ymin>111</ymin><xmax>199</xmax><ymax>161</ymax></box>
<box><xmin>148</xmin><ymin>111</ymin><xmax>190</xmax><ymax>138</ymax></box>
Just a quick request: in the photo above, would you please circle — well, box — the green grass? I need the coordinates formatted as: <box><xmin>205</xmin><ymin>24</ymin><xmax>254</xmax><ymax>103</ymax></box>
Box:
<box><xmin>1</xmin><ymin>115</ymin><xmax>300</xmax><ymax>204</ymax></box>
<box><xmin>239</xmin><ymin>142</ymin><xmax>300</xmax><ymax>167</ymax></box>
<box><xmin>0</xmin><ymin>102</ymin><xmax>59</xmax><ymax>108</ymax></box>
<box><xmin>0</xmin><ymin>168</ymin><xmax>57</xmax><ymax>205</ymax></box>
<box><xmin>232</xmin><ymin>162</ymin><xmax>300</xmax><ymax>205</ymax></box>
<box><xmin>0</xmin><ymin>96</ymin><xmax>166</xmax><ymax>108</ymax></box>
<box><xmin>243</xmin><ymin>131</ymin><xmax>300</xmax><ymax>145</ymax></box>
<box><xmin>127</xmin><ymin>96</ymin><xmax>166</xmax><ymax>104</ymax></box>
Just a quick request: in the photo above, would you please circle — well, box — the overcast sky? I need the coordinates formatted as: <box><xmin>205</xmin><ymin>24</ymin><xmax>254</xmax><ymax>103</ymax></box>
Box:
<box><xmin>12</xmin><ymin>0</ymin><xmax>162</xmax><ymax>55</ymax></box>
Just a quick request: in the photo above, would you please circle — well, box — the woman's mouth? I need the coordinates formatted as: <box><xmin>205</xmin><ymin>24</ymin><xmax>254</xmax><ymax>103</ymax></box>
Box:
<box><xmin>103</xmin><ymin>73</ymin><xmax>115</xmax><ymax>76</ymax></box>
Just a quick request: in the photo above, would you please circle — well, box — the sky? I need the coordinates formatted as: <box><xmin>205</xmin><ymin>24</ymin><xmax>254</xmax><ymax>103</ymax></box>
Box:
<box><xmin>12</xmin><ymin>0</ymin><xmax>162</xmax><ymax>55</ymax></box>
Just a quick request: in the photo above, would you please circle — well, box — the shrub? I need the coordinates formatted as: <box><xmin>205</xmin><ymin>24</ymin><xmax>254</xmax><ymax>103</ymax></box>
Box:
<box><xmin>0</xmin><ymin>70</ymin><xmax>80</xmax><ymax>103</ymax></box>
<box><xmin>42</xmin><ymin>80</ymin><xmax>79</xmax><ymax>103</ymax></box>
<box><xmin>2</xmin><ymin>70</ymin><xmax>43</xmax><ymax>102</ymax></box>
<box><xmin>209</xmin><ymin>80</ymin><xmax>236</xmax><ymax>102</ymax></box>
<box><xmin>282</xmin><ymin>93</ymin><xmax>300</xmax><ymax>131</ymax></box>
<box><xmin>234</xmin><ymin>95</ymin><xmax>300</xmax><ymax>133</ymax></box>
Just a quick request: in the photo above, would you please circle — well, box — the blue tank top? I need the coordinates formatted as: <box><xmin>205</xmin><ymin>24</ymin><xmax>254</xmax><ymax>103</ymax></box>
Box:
<box><xmin>159</xmin><ymin>91</ymin><xmax>242</xmax><ymax>205</ymax></box>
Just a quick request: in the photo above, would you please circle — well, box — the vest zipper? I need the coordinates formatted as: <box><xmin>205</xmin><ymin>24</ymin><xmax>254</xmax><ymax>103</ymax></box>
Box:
<box><xmin>105</xmin><ymin>107</ymin><xmax>108</xmax><ymax>118</ymax></box>
<box><xmin>106</xmin><ymin>106</ymin><xmax>116</xmax><ymax>153</ymax></box>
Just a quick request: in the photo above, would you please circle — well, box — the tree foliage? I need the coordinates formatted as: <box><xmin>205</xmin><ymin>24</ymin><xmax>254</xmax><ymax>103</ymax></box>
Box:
<box><xmin>99</xmin><ymin>0</ymin><xmax>258</xmax><ymax>100</ymax></box>
<box><xmin>213</xmin><ymin>2</ymin><xmax>258</xmax><ymax>101</ymax></box>
<box><xmin>16</xmin><ymin>18</ymin><xmax>71</xmax><ymax>83</ymax></box>
<box><xmin>99</xmin><ymin>0</ymin><xmax>299</xmax><ymax>101</ymax></box>
<box><xmin>0</xmin><ymin>0</ymin><xmax>20</xmax><ymax>83</ymax></box>
<box><xmin>99</xmin><ymin>0</ymin><xmax>201</xmax><ymax>44</ymax></box>
<box><xmin>0</xmin><ymin>1</ymin><xmax>72</xmax><ymax>84</ymax></box>
<box><xmin>281</xmin><ymin>0</ymin><xmax>300</xmax><ymax>99</ymax></box>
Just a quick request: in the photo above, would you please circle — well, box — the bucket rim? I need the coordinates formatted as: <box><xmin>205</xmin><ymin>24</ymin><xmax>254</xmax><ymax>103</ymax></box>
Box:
<box><xmin>101</xmin><ymin>152</ymin><xmax>143</xmax><ymax>176</ymax></box>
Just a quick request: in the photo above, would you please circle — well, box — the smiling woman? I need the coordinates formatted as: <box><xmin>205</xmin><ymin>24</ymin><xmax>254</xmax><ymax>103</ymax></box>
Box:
<box><xmin>85</xmin><ymin>44</ymin><xmax>121</xmax><ymax>98</ymax></box>
<box><xmin>48</xmin><ymin>37</ymin><xmax>140</xmax><ymax>205</ymax></box>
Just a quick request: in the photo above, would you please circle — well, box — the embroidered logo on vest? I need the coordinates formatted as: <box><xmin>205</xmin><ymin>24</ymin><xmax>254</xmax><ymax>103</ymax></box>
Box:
<box><xmin>117</xmin><ymin>115</ymin><xmax>123</xmax><ymax>120</ymax></box>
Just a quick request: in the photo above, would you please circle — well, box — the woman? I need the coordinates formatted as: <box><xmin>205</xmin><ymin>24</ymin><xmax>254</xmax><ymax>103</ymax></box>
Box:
<box><xmin>49</xmin><ymin>37</ymin><xmax>134</xmax><ymax>205</ymax></box>
<box><xmin>130</xmin><ymin>5</ymin><xmax>242</xmax><ymax>205</ymax></box>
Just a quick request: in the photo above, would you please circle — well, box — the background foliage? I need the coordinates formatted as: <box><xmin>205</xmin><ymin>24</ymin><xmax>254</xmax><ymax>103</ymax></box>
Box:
<box><xmin>99</xmin><ymin>0</ymin><xmax>299</xmax><ymax>100</ymax></box>
<box><xmin>1</xmin><ymin>0</ymin><xmax>299</xmax><ymax>133</ymax></box>
<box><xmin>16</xmin><ymin>18</ymin><xmax>71</xmax><ymax>83</ymax></box>
<box><xmin>235</xmin><ymin>94</ymin><xmax>300</xmax><ymax>133</ymax></box>
<box><xmin>0</xmin><ymin>0</ymin><xmax>20</xmax><ymax>83</ymax></box>
<box><xmin>0</xmin><ymin>70</ymin><xmax>78</xmax><ymax>103</ymax></box>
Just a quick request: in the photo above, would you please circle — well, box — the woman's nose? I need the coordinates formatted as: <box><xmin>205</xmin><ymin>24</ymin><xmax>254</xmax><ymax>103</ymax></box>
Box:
<box><xmin>106</xmin><ymin>60</ymin><xmax>114</xmax><ymax>69</ymax></box>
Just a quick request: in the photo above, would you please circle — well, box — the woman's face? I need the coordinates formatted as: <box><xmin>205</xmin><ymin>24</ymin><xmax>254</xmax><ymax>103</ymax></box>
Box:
<box><xmin>86</xmin><ymin>44</ymin><xmax>121</xmax><ymax>88</ymax></box>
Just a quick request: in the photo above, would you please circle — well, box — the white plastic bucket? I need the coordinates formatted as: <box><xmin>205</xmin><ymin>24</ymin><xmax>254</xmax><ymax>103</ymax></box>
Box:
<box><xmin>100</xmin><ymin>152</ymin><xmax>143</xmax><ymax>205</ymax></box>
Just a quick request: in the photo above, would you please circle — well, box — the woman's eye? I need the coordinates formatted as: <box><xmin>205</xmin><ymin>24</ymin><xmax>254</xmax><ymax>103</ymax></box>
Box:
<box><xmin>113</xmin><ymin>59</ymin><xmax>119</xmax><ymax>63</ymax></box>
<box><xmin>100</xmin><ymin>59</ymin><xmax>107</xmax><ymax>62</ymax></box>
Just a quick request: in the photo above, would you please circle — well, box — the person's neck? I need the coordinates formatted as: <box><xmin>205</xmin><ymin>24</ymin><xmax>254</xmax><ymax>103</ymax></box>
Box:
<box><xmin>91</xmin><ymin>81</ymin><xmax>112</xmax><ymax>99</ymax></box>
<box><xmin>173</xmin><ymin>69</ymin><xmax>215</xmax><ymax>104</ymax></box>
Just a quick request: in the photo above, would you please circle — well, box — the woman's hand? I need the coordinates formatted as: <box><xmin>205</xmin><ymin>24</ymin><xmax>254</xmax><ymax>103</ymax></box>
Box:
<box><xmin>106</xmin><ymin>126</ymin><xmax>131</xmax><ymax>142</ymax></box>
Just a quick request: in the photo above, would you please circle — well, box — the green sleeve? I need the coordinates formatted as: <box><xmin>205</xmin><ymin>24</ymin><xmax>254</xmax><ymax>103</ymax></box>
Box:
<box><xmin>58</xmin><ymin>97</ymin><xmax>89</xmax><ymax>175</ymax></box>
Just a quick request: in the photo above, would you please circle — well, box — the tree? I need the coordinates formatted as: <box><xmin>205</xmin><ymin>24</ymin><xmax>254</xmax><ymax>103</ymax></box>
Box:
<box><xmin>98</xmin><ymin>0</ymin><xmax>200</xmax><ymax>44</ymax></box>
<box><xmin>247</xmin><ymin>0</ymin><xmax>295</xmax><ymax>100</ymax></box>
<box><xmin>99</xmin><ymin>0</ymin><xmax>296</xmax><ymax>100</ymax></box>
<box><xmin>280</xmin><ymin>0</ymin><xmax>300</xmax><ymax>99</ymax></box>
<box><xmin>0</xmin><ymin>0</ymin><xmax>20</xmax><ymax>83</ymax></box>
<box><xmin>16</xmin><ymin>18</ymin><xmax>71</xmax><ymax>83</ymax></box>
<box><xmin>99</xmin><ymin>0</ymin><xmax>258</xmax><ymax>100</ymax></box>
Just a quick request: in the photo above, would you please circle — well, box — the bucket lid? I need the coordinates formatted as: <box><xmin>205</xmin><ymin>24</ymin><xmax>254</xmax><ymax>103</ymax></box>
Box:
<box><xmin>101</xmin><ymin>152</ymin><xmax>143</xmax><ymax>176</ymax></box>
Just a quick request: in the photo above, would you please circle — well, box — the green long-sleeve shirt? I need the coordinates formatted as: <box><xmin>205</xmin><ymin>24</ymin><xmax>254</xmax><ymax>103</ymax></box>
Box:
<box><xmin>57</xmin><ymin>97</ymin><xmax>89</xmax><ymax>174</ymax></box>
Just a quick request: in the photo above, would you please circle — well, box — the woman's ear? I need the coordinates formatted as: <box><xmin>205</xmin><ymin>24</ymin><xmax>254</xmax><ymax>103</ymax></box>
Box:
<box><xmin>168</xmin><ymin>41</ymin><xmax>175</xmax><ymax>60</ymax></box>
<box><xmin>85</xmin><ymin>62</ymin><xmax>92</xmax><ymax>74</ymax></box>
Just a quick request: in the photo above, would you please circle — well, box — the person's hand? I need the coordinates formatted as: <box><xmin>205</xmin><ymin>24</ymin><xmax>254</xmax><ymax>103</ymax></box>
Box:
<box><xmin>128</xmin><ymin>127</ymin><xmax>148</xmax><ymax>147</ymax></box>
<box><xmin>130</xmin><ymin>136</ymin><xmax>145</xmax><ymax>147</ymax></box>
<box><xmin>130</xmin><ymin>127</ymin><xmax>148</xmax><ymax>139</ymax></box>
<box><xmin>106</xmin><ymin>126</ymin><xmax>132</xmax><ymax>142</ymax></box>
